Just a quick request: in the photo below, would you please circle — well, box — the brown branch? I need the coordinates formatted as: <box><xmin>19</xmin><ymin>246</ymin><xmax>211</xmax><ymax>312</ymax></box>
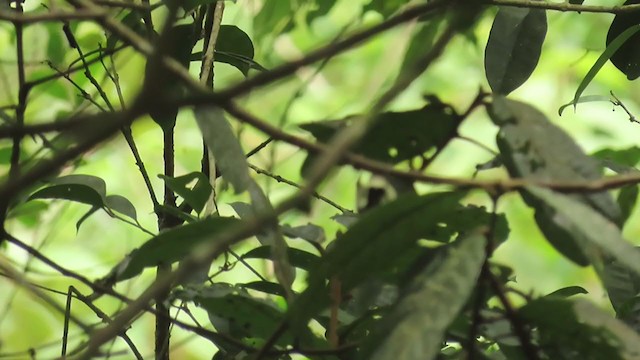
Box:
<box><xmin>486</xmin><ymin>0</ymin><xmax>640</xmax><ymax>14</ymax></box>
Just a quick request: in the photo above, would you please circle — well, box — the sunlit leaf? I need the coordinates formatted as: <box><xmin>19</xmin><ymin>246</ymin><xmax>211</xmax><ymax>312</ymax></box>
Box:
<box><xmin>484</xmin><ymin>7</ymin><xmax>547</xmax><ymax>95</ymax></box>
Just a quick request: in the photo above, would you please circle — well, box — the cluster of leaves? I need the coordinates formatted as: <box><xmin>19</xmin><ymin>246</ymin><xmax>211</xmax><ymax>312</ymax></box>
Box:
<box><xmin>5</xmin><ymin>1</ymin><xmax>640</xmax><ymax>360</ymax></box>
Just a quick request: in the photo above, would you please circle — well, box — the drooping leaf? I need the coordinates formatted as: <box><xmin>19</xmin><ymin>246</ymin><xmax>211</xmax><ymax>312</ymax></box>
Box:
<box><xmin>607</xmin><ymin>0</ymin><xmax>640</xmax><ymax>80</ymax></box>
<box><xmin>215</xmin><ymin>25</ymin><xmax>255</xmax><ymax>75</ymax></box>
<box><xmin>573</xmin><ymin>24</ymin><xmax>640</xmax><ymax>107</ymax></box>
<box><xmin>159</xmin><ymin>172</ymin><xmax>212</xmax><ymax>214</ymax></box>
<box><xmin>488</xmin><ymin>97</ymin><xmax>621</xmax><ymax>265</ymax></box>
<box><xmin>527</xmin><ymin>187</ymin><xmax>640</xmax><ymax>279</ymax></box>
<box><xmin>484</xmin><ymin>7</ymin><xmax>547</xmax><ymax>95</ymax></box>
<box><xmin>242</xmin><ymin>245</ymin><xmax>320</xmax><ymax>271</ymax></box>
<box><xmin>520</xmin><ymin>298</ymin><xmax>640</xmax><ymax>359</ymax></box>
<box><xmin>358</xmin><ymin>232</ymin><xmax>486</xmax><ymax>360</ymax></box>
<box><xmin>194</xmin><ymin>106</ymin><xmax>250</xmax><ymax>193</ymax></box>
<box><xmin>103</xmin><ymin>216</ymin><xmax>239</xmax><ymax>283</ymax></box>
<box><xmin>300</xmin><ymin>103</ymin><xmax>458</xmax><ymax>176</ymax></box>
<box><xmin>287</xmin><ymin>191</ymin><xmax>468</xmax><ymax>330</ymax></box>
<box><xmin>105</xmin><ymin>194</ymin><xmax>137</xmax><ymax>222</ymax></box>
<box><xmin>558</xmin><ymin>95</ymin><xmax>612</xmax><ymax>116</ymax></box>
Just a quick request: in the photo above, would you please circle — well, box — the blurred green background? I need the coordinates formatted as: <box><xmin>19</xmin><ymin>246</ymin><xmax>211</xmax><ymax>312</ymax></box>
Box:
<box><xmin>1</xmin><ymin>0</ymin><xmax>640</xmax><ymax>358</ymax></box>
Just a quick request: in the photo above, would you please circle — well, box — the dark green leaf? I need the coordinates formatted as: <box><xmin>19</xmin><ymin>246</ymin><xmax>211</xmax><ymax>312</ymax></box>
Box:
<box><xmin>484</xmin><ymin>7</ymin><xmax>547</xmax><ymax>95</ymax></box>
<box><xmin>216</xmin><ymin>25</ymin><xmax>255</xmax><ymax>75</ymax></box>
<box><xmin>288</xmin><ymin>191</ymin><xmax>467</xmax><ymax>330</ymax></box>
<box><xmin>521</xmin><ymin>298</ymin><xmax>640</xmax><ymax>359</ymax></box>
<box><xmin>29</xmin><ymin>182</ymin><xmax>104</xmax><ymax>207</ymax></box>
<box><xmin>105</xmin><ymin>216</ymin><xmax>239</xmax><ymax>282</ymax></box>
<box><xmin>240</xmin><ymin>281</ymin><xmax>287</xmax><ymax>297</ymax></box>
<box><xmin>359</xmin><ymin>232</ymin><xmax>486</xmax><ymax>360</ymax></box>
<box><xmin>242</xmin><ymin>245</ymin><xmax>320</xmax><ymax>271</ymax></box>
<box><xmin>607</xmin><ymin>1</ymin><xmax>640</xmax><ymax>80</ymax></box>
<box><xmin>489</xmin><ymin>97</ymin><xmax>621</xmax><ymax>265</ymax></box>
<box><xmin>527</xmin><ymin>187</ymin><xmax>640</xmax><ymax>279</ymax></box>
<box><xmin>300</xmin><ymin>103</ymin><xmax>458</xmax><ymax>176</ymax></box>
<box><xmin>76</xmin><ymin>206</ymin><xmax>100</xmax><ymax>231</ymax></box>
<box><xmin>159</xmin><ymin>172</ymin><xmax>212</xmax><ymax>214</ymax></box>
<box><xmin>545</xmin><ymin>286</ymin><xmax>588</xmax><ymax>298</ymax></box>
<box><xmin>593</xmin><ymin>146</ymin><xmax>640</xmax><ymax>168</ymax></box>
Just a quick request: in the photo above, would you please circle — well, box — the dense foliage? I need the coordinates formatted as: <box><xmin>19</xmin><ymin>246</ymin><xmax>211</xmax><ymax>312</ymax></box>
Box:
<box><xmin>3</xmin><ymin>0</ymin><xmax>640</xmax><ymax>359</ymax></box>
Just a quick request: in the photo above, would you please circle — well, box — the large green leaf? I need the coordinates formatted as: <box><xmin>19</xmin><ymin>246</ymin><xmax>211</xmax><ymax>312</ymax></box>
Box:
<box><xmin>488</xmin><ymin>97</ymin><xmax>621</xmax><ymax>265</ymax></box>
<box><xmin>215</xmin><ymin>25</ymin><xmax>255</xmax><ymax>76</ymax></box>
<box><xmin>607</xmin><ymin>0</ymin><xmax>640</xmax><ymax>80</ymax></box>
<box><xmin>287</xmin><ymin>191</ymin><xmax>468</xmax><ymax>330</ymax></box>
<box><xmin>29</xmin><ymin>174</ymin><xmax>107</xmax><ymax>207</ymax></box>
<box><xmin>358</xmin><ymin>232</ymin><xmax>486</xmax><ymax>360</ymax></box>
<box><xmin>520</xmin><ymin>298</ymin><xmax>640</xmax><ymax>359</ymax></box>
<box><xmin>527</xmin><ymin>187</ymin><xmax>640</xmax><ymax>279</ymax></box>
<box><xmin>484</xmin><ymin>7</ymin><xmax>547</xmax><ymax>95</ymax></box>
<box><xmin>103</xmin><ymin>216</ymin><xmax>240</xmax><ymax>283</ymax></box>
<box><xmin>194</xmin><ymin>106</ymin><xmax>250</xmax><ymax>193</ymax></box>
<box><xmin>300</xmin><ymin>103</ymin><xmax>458</xmax><ymax>176</ymax></box>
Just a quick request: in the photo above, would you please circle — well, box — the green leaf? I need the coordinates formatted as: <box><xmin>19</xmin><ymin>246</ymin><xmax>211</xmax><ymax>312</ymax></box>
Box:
<box><xmin>240</xmin><ymin>281</ymin><xmax>287</xmax><ymax>297</ymax></box>
<box><xmin>521</xmin><ymin>298</ymin><xmax>640</xmax><ymax>359</ymax></box>
<box><xmin>545</xmin><ymin>286</ymin><xmax>588</xmax><ymax>298</ymax></box>
<box><xmin>527</xmin><ymin>187</ymin><xmax>640</xmax><ymax>278</ymax></box>
<box><xmin>488</xmin><ymin>97</ymin><xmax>621</xmax><ymax>265</ymax></box>
<box><xmin>359</xmin><ymin>232</ymin><xmax>486</xmax><ymax>360</ymax></box>
<box><xmin>288</xmin><ymin>191</ymin><xmax>468</xmax><ymax>330</ymax></box>
<box><xmin>105</xmin><ymin>216</ymin><xmax>239</xmax><ymax>282</ymax></box>
<box><xmin>29</xmin><ymin>174</ymin><xmax>108</xmax><ymax>207</ymax></box>
<box><xmin>215</xmin><ymin>25</ymin><xmax>255</xmax><ymax>75</ymax></box>
<box><xmin>105</xmin><ymin>194</ymin><xmax>137</xmax><ymax>221</ymax></box>
<box><xmin>558</xmin><ymin>95</ymin><xmax>611</xmax><ymax>116</ymax></box>
<box><xmin>159</xmin><ymin>172</ymin><xmax>212</xmax><ymax>214</ymax></box>
<box><xmin>607</xmin><ymin>0</ymin><xmax>640</xmax><ymax>80</ymax></box>
<box><xmin>484</xmin><ymin>6</ymin><xmax>547</xmax><ymax>95</ymax></box>
<box><xmin>300</xmin><ymin>103</ymin><xmax>458</xmax><ymax>176</ymax></box>
<box><xmin>574</xmin><ymin>24</ymin><xmax>640</xmax><ymax>107</ymax></box>
<box><xmin>253</xmin><ymin>0</ymin><xmax>294</xmax><ymax>41</ymax></box>
<box><xmin>194</xmin><ymin>106</ymin><xmax>250</xmax><ymax>193</ymax></box>
<box><xmin>242</xmin><ymin>245</ymin><xmax>320</xmax><ymax>271</ymax></box>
